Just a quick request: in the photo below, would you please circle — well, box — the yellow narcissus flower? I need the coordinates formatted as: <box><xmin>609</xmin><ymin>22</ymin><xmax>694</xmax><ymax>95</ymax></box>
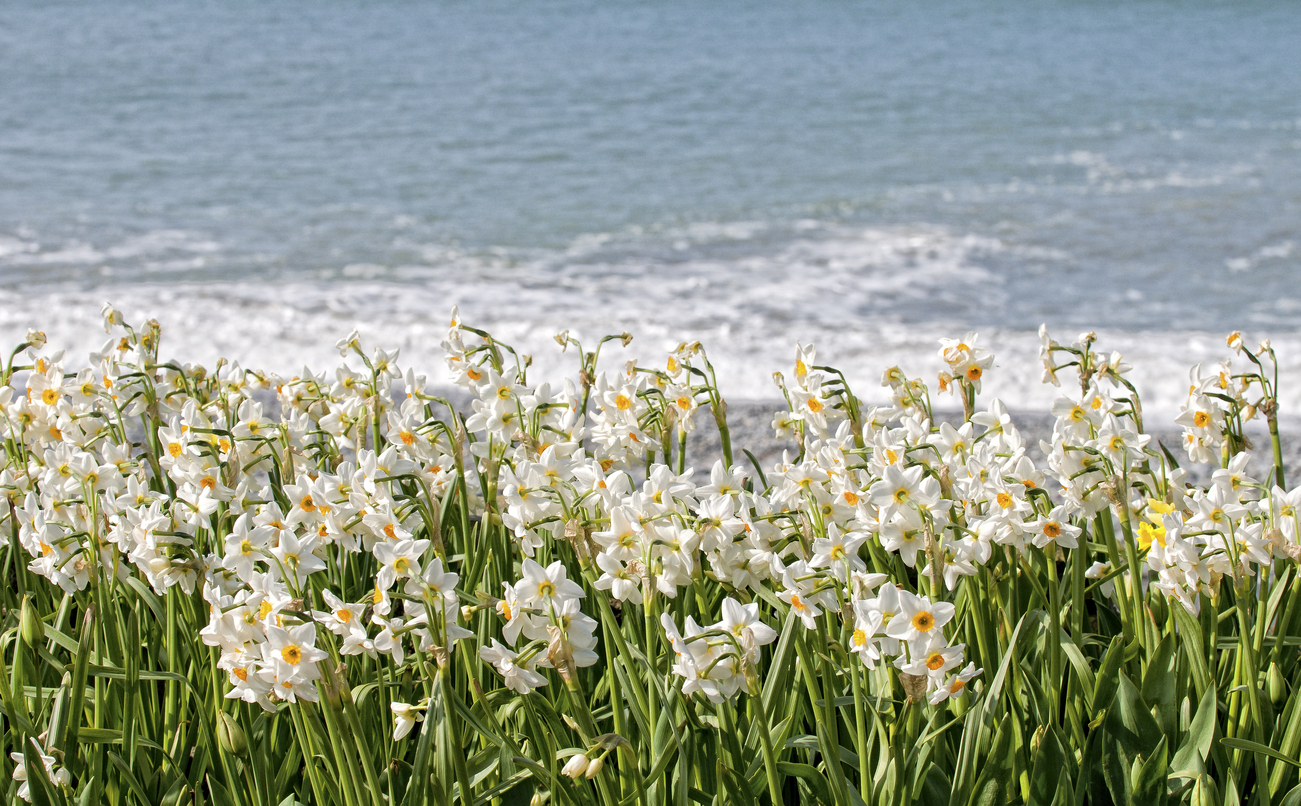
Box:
<box><xmin>1137</xmin><ymin>498</ymin><xmax>1176</xmax><ymax>550</ymax></box>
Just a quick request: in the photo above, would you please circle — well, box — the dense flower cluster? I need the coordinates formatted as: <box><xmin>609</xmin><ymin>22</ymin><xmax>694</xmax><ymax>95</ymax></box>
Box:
<box><xmin>1</xmin><ymin>306</ymin><xmax>1291</xmax><ymax>804</ymax></box>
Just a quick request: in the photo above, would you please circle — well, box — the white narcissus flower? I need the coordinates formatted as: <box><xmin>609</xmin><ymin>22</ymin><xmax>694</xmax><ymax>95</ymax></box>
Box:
<box><xmin>316</xmin><ymin>590</ymin><xmax>366</xmax><ymax>639</ymax></box>
<box><xmin>373</xmin><ymin>538</ymin><xmax>429</xmax><ymax>591</ymax></box>
<box><xmin>778</xmin><ymin>561</ymin><xmax>824</xmax><ymax>630</ymax></box>
<box><xmin>263</xmin><ymin>623</ymin><xmax>327</xmax><ymax>683</ymax></box>
<box><xmin>792</xmin><ymin>342</ymin><xmax>817</xmax><ymax>386</ymax></box>
<box><xmin>406</xmin><ymin>556</ymin><xmax>459</xmax><ymax>599</ymax></box>
<box><xmin>223</xmin><ymin>514</ymin><xmax>272</xmax><ymax>582</ymax></box>
<box><xmin>717</xmin><ymin>597</ymin><xmax>777</xmax><ymax>662</ymax></box>
<box><xmin>880</xmin><ymin>508</ymin><xmax>926</xmax><ymax>568</ymax></box>
<box><xmin>561</xmin><ymin>754</ymin><xmax>589</xmax><ymax>779</ymax></box>
<box><xmin>517</xmin><ymin>558</ymin><xmax>585</xmax><ymax>609</ymax></box>
<box><xmin>899</xmin><ymin>631</ymin><xmax>965</xmax><ymax>682</ymax></box>
<box><xmin>695</xmin><ymin>494</ymin><xmax>744</xmax><ymax>552</ymax></box>
<box><xmin>594</xmin><ymin>552</ymin><xmax>644</xmax><ymax>604</ymax></box>
<box><xmin>496</xmin><ymin>581</ymin><xmax>534</xmax><ymax>646</ymax></box>
<box><xmin>335</xmin><ymin>329</ymin><xmax>361</xmax><ymax>356</ymax></box>
<box><xmin>591</xmin><ymin>506</ymin><xmax>642</xmax><ymax>562</ymax></box>
<box><xmin>885</xmin><ymin>590</ymin><xmax>955</xmax><ymax>645</ymax></box>
<box><xmin>391</xmin><ymin>701</ymin><xmax>424</xmax><ymax>741</ymax></box>
<box><xmin>810</xmin><ymin>524</ymin><xmax>868</xmax><ymax>579</ymax></box>
<box><xmin>373</xmin><ymin>616</ymin><xmax>407</xmax><ymax>665</ymax></box>
<box><xmin>849</xmin><ymin>602</ymin><xmax>885</xmax><ymax>668</ymax></box>
<box><xmin>11</xmin><ymin>746</ymin><xmax>70</xmax><ymax>802</ymax></box>
<box><xmin>270</xmin><ymin>530</ymin><xmax>326</xmax><ymax>587</ymax></box>
<box><xmin>938</xmin><ymin>332</ymin><xmax>994</xmax><ymax>392</ymax></box>
<box><xmin>929</xmin><ymin>662</ymin><xmax>983</xmax><ymax>705</ymax></box>
<box><xmin>869</xmin><ymin>464</ymin><xmax>925</xmax><ymax>519</ymax></box>
<box><xmin>480</xmin><ymin>639</ymin><xmax>548</xmax><ymax>694</ymax></box>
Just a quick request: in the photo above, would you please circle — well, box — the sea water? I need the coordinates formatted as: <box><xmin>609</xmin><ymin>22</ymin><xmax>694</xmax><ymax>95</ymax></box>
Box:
<box><xmin>1</xmin><ymin>0</ymin><xmax>1299</xmax><ymax>415</ymax></box>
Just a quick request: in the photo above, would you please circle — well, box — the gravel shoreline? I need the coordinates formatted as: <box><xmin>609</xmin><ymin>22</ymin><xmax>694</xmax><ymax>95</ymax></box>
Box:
<box><xmin>427</xmin><ymin>390</ymin><xmax>1300</xmax><ymax>487</ymax></box>
<box><xmin>685</xmin><ymin>400</ymin><xmax>1301</xmax><ymax>488</ymax></box>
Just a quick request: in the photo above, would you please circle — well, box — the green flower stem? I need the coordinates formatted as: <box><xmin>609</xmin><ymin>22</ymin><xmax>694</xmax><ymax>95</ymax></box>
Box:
<box><xmin>1233</xmin><ymin>584</ymin><xmax>1273</xmax><ymax>806</ymax></box>
<box><xmin>1044</xmin><ymin>551</ymin><xmax>1064</xmax><ymax>724</ymax></box>
<box><xmin>1094</xmin><ymin>513</ymin><xmax>1136</xmax><ymax>650</ymax></box>
<box><xmin>335</xmin><ymin>667</ymin><xmax>386</xmax><ymax>806</ymax></box>
<box><xmin>645</xmin><ymin>595</ymin><xmax>662</xmax><ymax>790</ymax></box>
<box><xmin>751</xmin><ymin>690</ymin><xmax>786</xmax><ymax>806</ymax></box>
<box><xmin>1269</xmin><ymin>408</ymin><xmax>1286</xmax><ymax>489</ymax></box>
<box><xmin>439</xmin><ymin>660</ymin><xmax>475</xmax><ymax>805</ymax></box>
<box><xmin>289</xmin><ymin>698</ymin><xmax>337</xmax><ymax>806</ymax></box>
<box><xmin>561</xmin><ymin>674</ymin><xmax>622</xmax><ymax>806</ymax></box>
<box><xmin>798</xmin><ymin>627</ymin><xmax>850</xmax><ymax>806</ymax></box>
<box><xmin>849</xmin><ymin>657</ymin><xmax>869</xmax><ymax>801</ymax></box>
<box><xmin>603</xmin><ymin>622</ymin><xmax>633</xmax><ymax>801</ymax></box>
<box><xmin>589</xmin><ymin>587</ymin><xmax>652</xmax><ymax>727</ymax></box>
<box><xmin>1113</xmin><ymin>490</ymin><xmax>1151</xmax><ymax>653</ymax></box>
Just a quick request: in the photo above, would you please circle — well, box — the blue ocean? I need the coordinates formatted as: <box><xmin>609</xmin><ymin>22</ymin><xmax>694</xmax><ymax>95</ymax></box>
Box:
<box><xmin>1</xmin><ymin>0</ymin><xmax>1298</xmax><ymax>412</ymax></box>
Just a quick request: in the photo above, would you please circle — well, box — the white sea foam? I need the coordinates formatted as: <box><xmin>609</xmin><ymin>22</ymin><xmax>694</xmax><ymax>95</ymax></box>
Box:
<box><xmin>1</xmin><ymin>224</ymin><xmax>1293</xmax><ymax>422</ymax></box>
<box><xmin>3</xmin><ymin>226</ymin><xmax>1297</xmax><ymax>426</ymax></box>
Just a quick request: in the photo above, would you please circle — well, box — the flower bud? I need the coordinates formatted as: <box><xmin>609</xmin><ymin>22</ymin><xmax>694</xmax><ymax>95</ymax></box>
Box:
<box><xmin>561</xmin><ymin>754</ymin><xmax>589</xmax><ymax>779</ymax></box>
<box><xmin>743</xmin><ymin>662</ymin><xmax>762</xmax><ymax>698</ymax></box>
<box><xmin>1190</xmin><ymin>774</ymin><xmax>1219</xmax><ymax>806</ymax></box>
<box><xmin>217</xmin><ymin>711</ymin><xmax>248</xmax><ymax>758</ymax></box>
<box><xmin>1030</xmin><ymin>725</ymin><xmax>1045</xmax><ymax>756</ymax></box>
<box><xmin>19</xmin><ymin>596</ymin><xmax>44</xmax><ymax>646</ymax></box>
<box><xmin>584</xmin><ymin>755</ymin><xmax>604</xmax><ymax>779</ymax></box>
<box><xmin>1269</xmin><ymin>662</ymin><xmax>1288</xmax><ymax>707</ymax></box>
<box><xmin>1148</xmin><ymin>593</ymin><xmax>1167</xmax><ymax>626</ymax></box>
<box><xmin>947</xmin><ymin>694</ymin><xmax>968</xmax><ymax>718</ymax></box>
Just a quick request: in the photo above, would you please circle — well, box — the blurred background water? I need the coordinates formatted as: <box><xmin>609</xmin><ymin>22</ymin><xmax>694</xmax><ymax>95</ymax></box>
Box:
<box><xmin>1</xmin><ymin>0</ymin><xmax>1298</xmax><ymax>413</ymax></box>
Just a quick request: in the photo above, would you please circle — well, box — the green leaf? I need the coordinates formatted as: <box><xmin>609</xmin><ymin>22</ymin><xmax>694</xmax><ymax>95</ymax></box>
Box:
<box><xmin>1280</xmin><ymin>782</ymin><xmax>1301</xmax><ymax>806</ymax></box>
<box><xmin>1092</xmin><ymin>635</ymin><xmax>1126</xmax><ymax>718</ymax></box>
<box><xmin>1130</xmin><ymin>736</ymin><xmax>1168</xmax><ymax>806</ymax></box>
<box><xmin>472</xmin><ymin>770</ymin><xmax>532</xmax><ymax>806</ymax></box>
<box><xmin>350</xmin><ymin>681</ymin><xmax>379</xmax><ymax>708</ymax></box>
<box><xmin>61</xmin><ymin>606</ymin><xmax>95</xmax><ymax>771</ymax></box>
<box><xmin>40</xmin><ymin>623</ymin><xmax>79</xmax><ymax>656</ymax></box>
<box><xmin>967</xmin><ymin>713</ymin><xmax>1015</xmax><ymax>806</ymax></box>
<box><xmin>775</xmin><ymin>762</ymin><xmax>831</xmax><ymax>805</ymax></box>
<box><xmin>1029</xmin><ymin>724</ymin><xmax>1069</xmax><ymax>805</ymax></box>
<box><xmin>108</xmin><ymin>751</ymin><xmax>154</xmax><ymax>805</ymax></box>
<box><xmin>204</xmin><ymin>774</ymin><xmax>238</xmax><ymax>806</ymax></box>
<box><xmin>1100</xmin><ymin>734</ymin><xmax>1130</xmax><ymax>806</ymax></box>
<box><xmin>1058</xmin><ymin>636</ymin><xmax>1096</xmax><ymax>712</ymax></box>
<box><xmin>1140</xmin><ymin>633</ymin><xmax>1176</xmax><ymax>731</ymax></box>
<box><xmin>1049</xmin><ymin>770</ymin><xmax>1074</xmax><ymax>806</ymax></box>
<box><xmin>44</xmin><ymin>675</ymin><xmax>71</xmax><ymax>755</ymax></box>
<box><xmin>1220</xmin><ymin>737</ymin><xmax>1301</xmax><ymax>768</ymax></box>
<box><xmin>918</xmin><ymin>765</ymin><xmax>952</xmax><ymax>806</ymax></box>
<box><xmin>1224</xmin><ymin>771</ymin><xmax>1241</xmax><ymax>806</ymax></box>
<box><xmin>1075</xmin><ymin>729</ymin><xmax>1102</xmax><ymax>806</ymax></box>
<box><xmin>402</xmin><ymin>701</ymin><xmax>439</xmax><ymax>806</ymax></box>
<box><xmin>77</xmin><ymin>728</ymin><xmax>122</xmax><ymax>744</ymax></box>
<box><xmin>1171</xmin><ymin>685</ymin><xmax>1216</xmax><ymax>773</ymax></box>
<box><xmin>1171</xmin><ymin>605</ymin><xmax>1211</xmax><ymax>695</ymax></box>
<box><xmin>76</xmin><ymin>776</ymin><xmax>100</xmax><ymax>806</ymax></box>
<box><xmin>22</xmin><ymin>737</ymin><xmax>60</xmax><ymax>806</ymax></box>
<box><xmin>123</xmin><ymin>576</ymin><xmax>166</xmax><ymax>626</ymax></box>
<box><xmin>1104</xmin><ymin>672</ymin><xmax>1162</xmax><ymax>760</ymax></box>
<box><xmin>951</xmin><ymin>612</ymin><xmax>1037</xmax><ymax>806</ymax></box>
